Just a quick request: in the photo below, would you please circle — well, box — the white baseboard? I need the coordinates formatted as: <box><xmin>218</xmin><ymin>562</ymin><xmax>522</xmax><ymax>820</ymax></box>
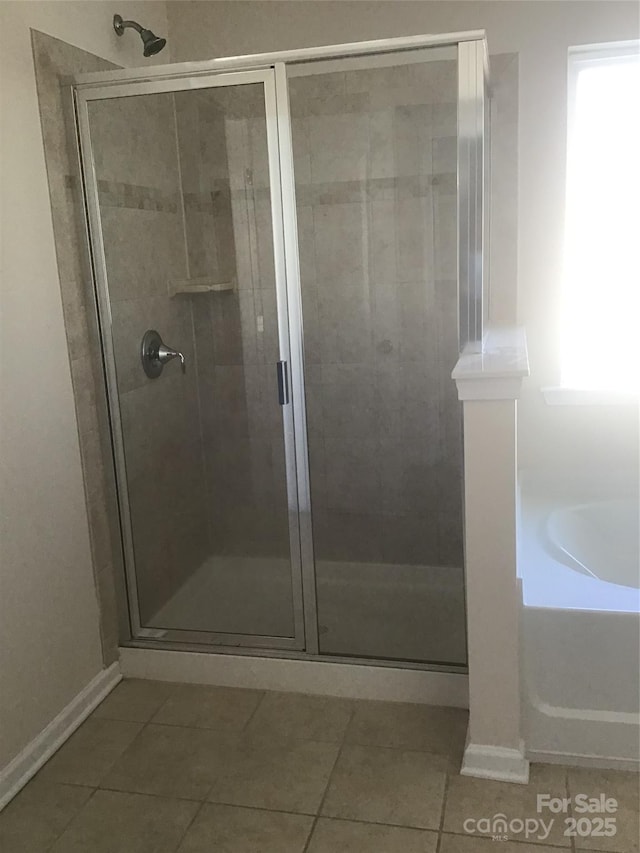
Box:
<box><xmin>461</xmin><ymin>740</ymin><xmax>530</xmax><ymax>784</ymax></box>
<box><xmin>0</xmin><ymin>663</ymin><xmax>121</xmax><ymax>811</ymax></box>
<box><xmin>527</xmin><ymin>749</ymin><xmax>640</xmax><ymax>773</ymax></box>
<box><xmin>119</xmin><ymin>647</ymin><xmax>468</xmax><ymax>707</ymax></box>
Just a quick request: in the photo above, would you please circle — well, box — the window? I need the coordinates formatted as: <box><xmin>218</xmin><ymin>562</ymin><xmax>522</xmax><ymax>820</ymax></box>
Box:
<box><xmin>560</xmin><ymin>42</ymin><xmax>640</xmax><ymax>395</ymax></box>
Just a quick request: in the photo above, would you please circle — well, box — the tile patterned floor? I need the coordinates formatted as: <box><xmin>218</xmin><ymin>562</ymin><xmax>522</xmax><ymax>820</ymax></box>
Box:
<box><xmin>1</xmin><ymin>679</ymin><xmax>638</xmax><ymax>852</ymax></box>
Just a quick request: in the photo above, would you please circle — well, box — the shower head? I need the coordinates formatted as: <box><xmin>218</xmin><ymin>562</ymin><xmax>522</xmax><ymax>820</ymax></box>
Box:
<box><xmin>113</xmin><ymin>14</ymin><xmax>167</xmax><ymax>57</ymax></box>
<box><xmin>140</xmin><ymin>29</ymin><xmax>167</xmax><ymax>57</ymax></box>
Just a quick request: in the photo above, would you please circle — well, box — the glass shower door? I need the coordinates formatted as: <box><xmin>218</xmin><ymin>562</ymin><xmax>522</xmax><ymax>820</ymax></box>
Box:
<box><xmin>288</xmin><ymin>49</ymin><xmax>467</xmax><ymax>665</ymax></box>
<box><xmin>78</xmin><ymin>70</ymin><xmax>304</xmax><ymax>648</ymax></box>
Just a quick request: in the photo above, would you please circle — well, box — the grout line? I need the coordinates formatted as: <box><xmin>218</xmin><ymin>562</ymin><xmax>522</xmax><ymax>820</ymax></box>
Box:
<box><xmin>339</xmin><ymin>704</ymin><xmax>356</xmax><ymax>748</ymax></box>
<box><xmin>435</xmin><ymin>768</ymin><xmax>452</xmax><ymax>853</ymax></box>
<box><xmin>240</xmin><ymin>690</ymin><xmax>268</xmax><ymax>732</ymax></box>
<box><xmin>88</xmin><ymin>718</ymin><xmax>151</xmax><ymax>788</ymax></box>
<box><xmin>192</xmin><ymin>800</ymin><xmax>319</xmax><ymax>818</ymax></box>
<box><xmin>308</xmin><ymin>813</ymin><xmax>442</xmax><ymax>839</ymax></box>
<box><xmin>42</xmin><ymin>779</ymin><xmax>99</xmax><ymax>791</ymax></box>
<box><xmin>316</xmin><ymin>728</ymin><xmax>351</xmax><ymax>811</ymax></box>
<box><xmin>147</xmin><ymin>684</ymin><xmax>183</xmax><ymax>727</ymax></box>
<box><xmin>301</xmin><ymin>726</ymin><xmax>349</xmax><ymax>853</ymax></box>
<box><xmin>442</xmin><ymin>828</ymin><xmax>574</xmax><ymax>848</ymax></box>
<box><xmin>95</xmin><ymin>783</ymin><xmax>205</xmax><ymax>804</ymax></box>
<box><xmin>341</xmin><ymin>705</ymin><xmax>356</xmax><ymax>746</ymax></box>
<box><xmin>170</xmin><ymin>799</ymin><xmax>207</xmax><ymax>853</ymax></box>
<box><xmin>142</xmin><ymin>719</ymin><xmax>262</xmax><ymax>733</ymax></box>
<box><xmin>300</xmin><ymin>807</ymin><xmax>320</xmax><ymax>847</ymax></box>
<box><xmin>42</xmin><ymin>785</ymin><xmax>100</xmax><ymax>853</ymax></box>
<box><xmin>566</xmin><ymin>768</ymin><xmax>577</xmax><ymax>853</ymax></box>
<box><xmin>300</xmin><ymin>818</ymin><xmax>316</xmax><ymax>853</ymax></box>
<box><xmin>139</xmin><ymin>718</ymin><xmax>349</xmax><ymax>747</ymax></box>
<box><xmin>341</xmin><ymin>739</ymin><xmax>458</xmax><ymax>762</ymax></box>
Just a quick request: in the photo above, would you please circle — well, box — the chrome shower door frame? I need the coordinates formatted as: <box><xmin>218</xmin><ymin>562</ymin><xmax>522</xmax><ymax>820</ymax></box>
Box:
<box><xmin>73</xmin><ymin>67</ymin><xmax>308</xmax><ymax>652</ymax></box>
<box><xmin>457</xmin><ymin>39</ymin><xmax>490</xmax><ymax>352</ymax></box>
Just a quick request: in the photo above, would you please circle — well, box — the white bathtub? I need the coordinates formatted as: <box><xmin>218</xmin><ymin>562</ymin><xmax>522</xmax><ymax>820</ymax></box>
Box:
<box><xmin>518</xmin><ymin>474</ymin><xmax>640</xmax><ymax>768</ymax></box>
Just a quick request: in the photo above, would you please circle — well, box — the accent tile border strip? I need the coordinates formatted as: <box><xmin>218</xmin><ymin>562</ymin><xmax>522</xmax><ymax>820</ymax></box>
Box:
<box><xmin>66</xmin><ymin>173</ymin><xmax>457</xmax><ymax>213</ymax></box>
<box><xmin>96</xmin><ymin>179</ymin><xmax>179</xmax><ymax>213</ymax></box>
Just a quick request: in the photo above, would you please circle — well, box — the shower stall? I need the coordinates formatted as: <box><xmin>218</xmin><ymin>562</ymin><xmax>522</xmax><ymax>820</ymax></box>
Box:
<box><xmin>71</xmin><ymin>32</ymin><xmax>488</xmax><ymax>669</ymax></box>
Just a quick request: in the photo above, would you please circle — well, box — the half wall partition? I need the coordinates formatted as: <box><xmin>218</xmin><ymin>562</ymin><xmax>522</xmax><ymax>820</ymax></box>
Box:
<box><xmin>72</xmin><ymin>32</ymin><xmax>489</xmax><ymax>669</ymax></box>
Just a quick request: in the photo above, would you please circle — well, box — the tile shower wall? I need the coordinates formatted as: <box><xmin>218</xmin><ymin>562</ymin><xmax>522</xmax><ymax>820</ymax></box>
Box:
<box><xmin>289</xmin><ymin>58</ymin><xmax>464</xmax><ymax>569</ymax></box>
<box><xmin>32</xmin><ymin>31</ymin><xmax>123</xmax><ymax>663</ymax></box>
<box><xmin>89</xmin><ymin>94</ymin><xmax>210</xmax><ymax>624</ymax></box>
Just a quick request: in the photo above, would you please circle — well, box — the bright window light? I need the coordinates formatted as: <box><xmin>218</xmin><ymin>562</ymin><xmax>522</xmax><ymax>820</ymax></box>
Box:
<box><xmin>561</xmin><ymin>44</ymin><xmax>640</xmax><ymax>392</ymax></box>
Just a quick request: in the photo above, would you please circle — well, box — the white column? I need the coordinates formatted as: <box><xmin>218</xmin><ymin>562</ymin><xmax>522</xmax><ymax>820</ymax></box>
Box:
<box><xmin>452</xmin><ymin>326</ymin><xmax>530</xmax><ymax>783</ymax></box>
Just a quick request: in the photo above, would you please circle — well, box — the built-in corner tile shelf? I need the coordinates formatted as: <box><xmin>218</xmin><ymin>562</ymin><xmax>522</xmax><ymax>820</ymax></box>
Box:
<box><xmin>452</xmin><ymin>326</ymin><xmax>530</xmax><ymax>401</ymax></box>
<box><xmin>170</xmin><ymin>277</ymin><xmax>234</xmax><ymax>297</ymax></box>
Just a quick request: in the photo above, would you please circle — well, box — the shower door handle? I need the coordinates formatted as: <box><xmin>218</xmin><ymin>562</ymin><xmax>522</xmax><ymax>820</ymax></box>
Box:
<box><xmin>276</xmin><ymin>360</ymin><xmax>289</xmax><ymax>405</ymax></box>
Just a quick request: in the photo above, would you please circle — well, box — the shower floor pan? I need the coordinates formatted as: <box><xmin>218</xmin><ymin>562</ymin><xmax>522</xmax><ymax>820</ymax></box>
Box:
<box><xmin>147</xmin><ymin>555</ymin><xmax>467</xmax><ymax>665</ymax></box>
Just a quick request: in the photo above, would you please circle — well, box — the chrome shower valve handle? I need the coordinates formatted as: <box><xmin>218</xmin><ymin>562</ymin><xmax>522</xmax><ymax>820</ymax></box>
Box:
<box><xmin>141</xmin><ymin>329</ymin><xmax>186</xmax><ymax>378</ymax></box>
<box><xmin>158</xmin><ymin>343</ymin><xmax>186</xmax><ymax>372</ymax></box>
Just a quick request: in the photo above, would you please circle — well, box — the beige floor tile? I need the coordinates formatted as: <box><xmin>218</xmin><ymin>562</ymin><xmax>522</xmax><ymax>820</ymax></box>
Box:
<box><xmin>176</xmin><ymin>803</ymin><xmax>313</xmax><ymax>852</ymax></box>
<box><xmin>102</xmin><ymin>723</ymin><xmax>236</xmax><ymax>801</ymax></box>
<box><xmin>440</xmin><ymin>833</ymin><xmax>567</xmax><ymax>852</ymax></box>
<box><xmin>244</xmin><ymin>691</ymin><xmax>353</xmax><ymax>743</ymax></box>
<box><xmin>152</xmin><ymin>684</ymin><xmax>263</xmax><ymax>731</ymax></box>
<box><xmin>346</xmin><ymin>700</ymin><xmax>468</xmax><ymax>758</ymax></box>
<box><xmin>38</xmin><ymin>718</ymin><xmax>143</xmax><ymax>787</ymax></box>
<box><xmin>321</xmin><ymin>744</ymin><xmax>447</xmax><ymax>829</ymax></box>
<box><xmin>207</xmin><ymin>736</ymin><xmax>339</xmax><ymax>814</ymax></box>
<box><xmin>92</xmin><ymin>679</ymin><xmax>177</xmax><ymax>723</ymax></box>
<box><xmin>443</xmin><ymin>763</ymin><xmax>571</xmax><ymax>847</ymax></box>
<box><xmin>0</xmin><ymin>779</ymin><xmax>92</xmax><ymax>853</ymax></box>
<box><xmin>307</xmin><ymin>817</ymin><xmax>438</xmax><ymax>852</ymax></box>
<box><xmin>49</xmin><ymin>789</ymin><xmax>198</xmax><ymax>853</ymax></box>
<box><xmin>569</xmin><ymin>767</ymin><xmax>640</xmax><ymax>853</ymax></box>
